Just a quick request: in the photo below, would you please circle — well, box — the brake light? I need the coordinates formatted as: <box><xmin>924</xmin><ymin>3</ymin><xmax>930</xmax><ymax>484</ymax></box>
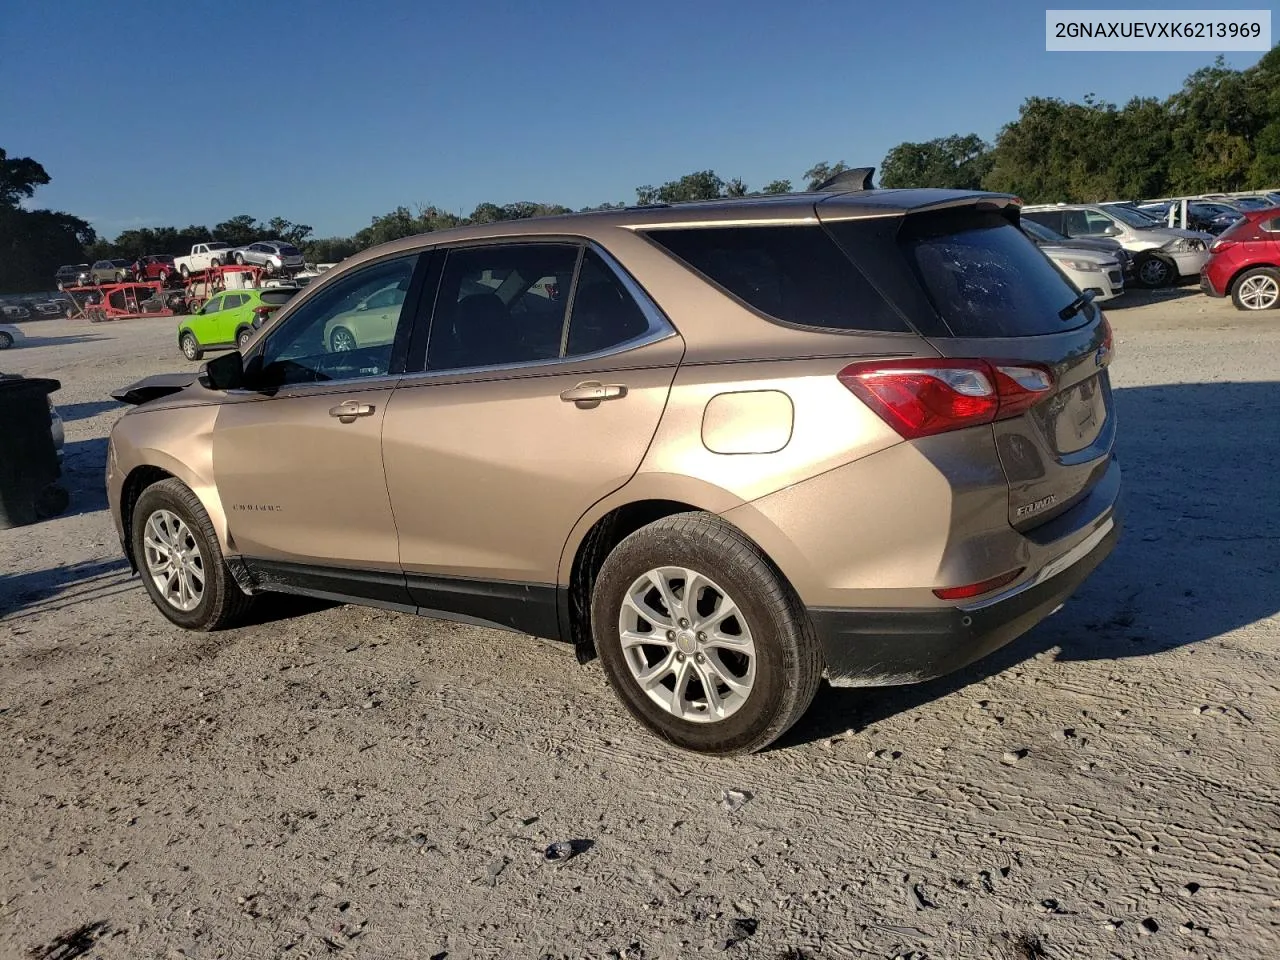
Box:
<box><xmin>837</xmin><ymin>359</ymin><xmax>1054</xmax><ymax>439</ymax></box>
<box><xmin>933</xmin><ymin>568</ymin><xmax>1024</xmax><ymax>601</ymax></box>
<box><xmin>1209</xmin><ymin>238</ymin><xmax>1236</xmax><ymax>253</ymax></box>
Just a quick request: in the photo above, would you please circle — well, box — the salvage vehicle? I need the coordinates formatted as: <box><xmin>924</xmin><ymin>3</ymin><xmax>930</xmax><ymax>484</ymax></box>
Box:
<box><xmin>175</xmin><ymin>242</ymin><xmax>233</xmax><ymax>278</ymax></box>
<box><xmin>108</xmin><ymin>180</ymin><xmax>1121</xmax><ymax>755</ymax></box>
<box><xmin>55</xmin><ymin>264</ymin><xmax>91</xmax><ymax>289</ymax></box>
<box><xmin>1200</xmin><ymin>209</ymin><xmax>1280</xmax><ymax>311</ymax></box>
<box><xmin>90</xmin><ymin>259</ymin><xmax>135</xmax><ymax>284</ymax></box>
<box><xmin>134</xmin><ymin>254</ymin><xmax>178</xmax><ymax>283</ymax></box>
<box><xmin>230</xmin><ymin>240</ymin><xmax>306</xmax><ymax>275</ymax></box>
<box><xmin>1022</xmin><ymin>202</ymin><xmax>1211</xmax><ymax>287</ymax></box>
<box><xmin>176</xmin><ymin>286</ymin><xmax>301</xmax><ymax>359</ymax></box>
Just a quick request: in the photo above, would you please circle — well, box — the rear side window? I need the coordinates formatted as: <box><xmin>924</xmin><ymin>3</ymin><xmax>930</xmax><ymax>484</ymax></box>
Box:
<box><xmin>897</xmin><ymin>210</ymin><xmax>1087</xmax><ymax>337</ymax></box>
<box><xmin>565</xmin><ymin>249</ymin><xmax>651</xmax><ymax>356</ymax></box>
<box><xmin>643</xmin><ymin>225</ymin><xmax>908</xmax><ymax>332</ymax></box>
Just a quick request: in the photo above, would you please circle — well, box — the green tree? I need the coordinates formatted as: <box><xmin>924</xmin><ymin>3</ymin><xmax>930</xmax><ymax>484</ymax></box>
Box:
<box><xmin>303</xmin><ymin>236</ymin><xmax>360</xmax><ymax>263</ymax></box>
<box><xmin>880</xmin><ymin>134</ymin><xmax>992</xmax><ymax>190</ymax></box>
<box><xmin>0</xmin><ymin>149</ymin><xmax>51</xmax><ymax>208</ymax></box>
<box><xmin>212</xmin><ymin>214</ymin><xmax>262</xmax><ymax>246</ymax></box>
<box><xmin>803</xmin><ymin>161</ymin><xmax>849</xmax><ymax>190</ymax></box>
<box><xmin>760</xmin><ymin>179</ymin><xmax>792</xmax><ymax>194</ymax></box>
<box><xmin>636</xmin><ymin>170</ymin><xmax>726</xmax><ymax>204</ymax></box>
<box><xmin>266</xmin><ymin>217</ymin><xmax>313</xmax><ymax>246</ymax></box>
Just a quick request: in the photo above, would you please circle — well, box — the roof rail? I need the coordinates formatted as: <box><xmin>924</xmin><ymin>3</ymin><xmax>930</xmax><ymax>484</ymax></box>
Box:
<box><xmin>814</xmin><ymin>167</ymin><xmax>876</xmax><ymax>192</ymax></box>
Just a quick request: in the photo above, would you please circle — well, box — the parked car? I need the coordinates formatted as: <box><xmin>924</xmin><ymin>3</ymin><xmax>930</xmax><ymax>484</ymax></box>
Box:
<box><xmin>134</xmin><ymin>254</ymin><xmax>178</xmax><ymax>283</ymax></box>
<box><xmin>177</xmin><ymin>286</ymin><xmax>301</xmax><ymax>359</ymax></box>
<box><xmin>0</xmin><ymin>323</ymin><xmax>25</xmax><ymax>349</ymax></box>
<box><xmin>1224</xmin><ymin>196</ymin><xmax>1277</xmax><ymax>212</ymax></box>
<box><xmin>1200</xmin><ymin>209</ymin><xmax>1280</xmax><ymax>311</ymax></box>
<box><xmin>231</xmin><ymin>240</ymin><xmax>306</xmax><ymax>275</ymax></box>
<box><xmin>1042</xmin><ymin>246</ymin><xmax>1124</xmax><ymax>302</ymax></box>
<box><xmin>55</xmin><ymin>264</ymin><xmax>91</xmax><ymax>289</ymax></box>
<box><xmin>1</xmin><ymin>304</ymin><xmax>31</xmax><ymax>321</ymax></box>
<box><xmin>90</xmin><ymin>259</ymin><xmax>135</xmax><ymax>284</ymax></box>
<box><xmin>174</xmin><ymin>242</ymin><xmax>234</xmax><ymax>278</ymax></box>
<box><xmin>322</xmin><ymin>280</ymin><xmax>409</xmax><ymax>350</ymax></box>
<box><xmin>1138</xmin><ymin>200</ymin><xmax>1245</xmax><ymax>234</ymax></box>
<box><xmin>108</xmin><ymin>187</ymin><xmax>1121</xmax><ymax>755</ymax></box>
<box><xmin>1021</xmin><ymin>216</ymin><xmax>1133</xmax><ymax>278</ymax></box>
<box><xmin>28</xmin><ymin>300</ymin><xmax>66</xmax><ymax>319</ymax></box>
<box><xmin>1022</xmin><ymin>202</ymin><xmax>1211</xmax><ymax>287</ymax></box>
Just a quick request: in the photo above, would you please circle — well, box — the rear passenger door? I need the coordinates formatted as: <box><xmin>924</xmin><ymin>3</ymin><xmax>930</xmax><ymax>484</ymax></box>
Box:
<box><xmin>381</xmin><ymin>241</ymin><xmax>684</xmax><ymax>630</ymax></box>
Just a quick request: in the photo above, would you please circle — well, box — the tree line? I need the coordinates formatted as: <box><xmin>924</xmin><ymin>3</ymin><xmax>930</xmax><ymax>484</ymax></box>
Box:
<box><xmin>3</xmin><ymin>50</ymin><xmax>1277</xmax><ymax>293</ymax></box>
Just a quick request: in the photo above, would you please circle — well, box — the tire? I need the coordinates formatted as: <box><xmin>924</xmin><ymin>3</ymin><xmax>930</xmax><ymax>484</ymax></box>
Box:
<box><xmin>180</xmin><ymin>265</ymin><xmax>190</xmax><ymax>279</ymax></box>
<box><xmin>236</xmin><ymin>326</ymin><xmax>252</xmax><ymax>348</ymax></box>
<box><xmin>0</xmin><ymin>331</ymin><xmax>13</xmax><ymax>350</ymax></box>
<box><xmin>591</xmin><ymin>512</ymin><xmax>823</xmax><ymax>755</ymax></box>
<box><xmin>329</xmin><ymin>326</ymin><xmax>357</xmax><ymax>352</ymax></box>
<box><xmin>210</xmin><ymin>257</ymin><xmax>223</xmax><ymax>267</ymax></box>
<box><xmin>35</xmin><ymin>483</ymin><xmax>69</xmax><ymax>519</ymax></box>
<box><xmin>234</xmin><ymin>253</ymin><xmax>245</xmax><ymax>265</ymax></box>
<box><xmin>159</xmin><ymin>270</ymin><xmax>169</xmax><ymax>283</ymax></box>
<box><xmin>180</xmin><ymin>331</ymin><xmax>203</xmax><ymax>361</ymax></box>
<box><xmin>1230</xmin><ymin>266</ymin><xmax>1280</xmax><ymax>311</ymax></box>
<box><xmin>1135</xmin><ymin>253</ymin><xmax>1174</xmax><ymax>288</ymax></box>
<box><xmin>131</xmin><ymin>478</ymin><xmax>254</xmax><ymax>630</ymax></box>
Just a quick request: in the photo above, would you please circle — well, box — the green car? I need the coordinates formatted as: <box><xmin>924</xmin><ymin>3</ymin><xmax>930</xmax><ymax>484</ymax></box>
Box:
<box><xmin>178</xmin><ymin>287</ymin><xmax>299</xmax><ymax>360</ymax></box>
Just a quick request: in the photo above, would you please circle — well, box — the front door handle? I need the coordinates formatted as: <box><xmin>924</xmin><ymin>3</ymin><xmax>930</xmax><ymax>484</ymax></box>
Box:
<box><xmin>560</xmin><ymin>381</ymin><xmax>627</xmax><ymax>405</ymax></box>
<box><xmin>328</xmin><ymin>400</ymin><xmax>376</xmax><ymax>423</ymax></box>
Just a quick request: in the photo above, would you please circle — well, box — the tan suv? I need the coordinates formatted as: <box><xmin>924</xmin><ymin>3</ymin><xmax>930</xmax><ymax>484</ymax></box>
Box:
<box><xmin>107</xmin><ymin>182</ymin><xmax>1122</xmax><ymax>754</ymax></box>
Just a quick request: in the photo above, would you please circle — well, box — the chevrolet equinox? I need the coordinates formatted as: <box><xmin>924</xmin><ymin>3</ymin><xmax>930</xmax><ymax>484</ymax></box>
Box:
<box><xmin>107</xmin><ymin>178</ymin><xmax>1121</xmax><ymax>755</ymax></box>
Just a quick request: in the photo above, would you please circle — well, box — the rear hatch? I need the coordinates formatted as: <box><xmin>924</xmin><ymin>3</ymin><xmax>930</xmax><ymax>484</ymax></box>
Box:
<box><xmin>822</xmin><ymin>200</ymin><xmax>1115</xmax><ymax>533</ymax></box>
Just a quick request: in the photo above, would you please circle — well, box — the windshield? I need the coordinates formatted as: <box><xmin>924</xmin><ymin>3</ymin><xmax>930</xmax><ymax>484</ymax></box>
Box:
<box><xmin>1107</xmin><ymin>205</ymin><xmax>1161</xmax><ymax>228</ymax></box>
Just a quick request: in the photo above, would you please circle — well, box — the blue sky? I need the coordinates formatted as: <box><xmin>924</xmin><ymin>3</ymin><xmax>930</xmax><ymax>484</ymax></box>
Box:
<box><xmin>0</xmin><ymin>0</ymin><xmax>1265</xmax><ymax>239</ymax></box>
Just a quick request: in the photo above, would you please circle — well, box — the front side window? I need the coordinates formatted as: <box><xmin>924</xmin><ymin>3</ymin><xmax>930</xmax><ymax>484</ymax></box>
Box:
<box><xmin>200</xmin><ymin>295</ymin><xmax>223</xmax><ymax>314</ymax></box>
<box><xmin>427</xmin><ymin>243</ymin><xmax>579</xmax><ymax>370</ymax></box>
<box><xmin>257</xmin><ymin>254</ymin><xmax>419</xmax><ymax>385</ymax></box>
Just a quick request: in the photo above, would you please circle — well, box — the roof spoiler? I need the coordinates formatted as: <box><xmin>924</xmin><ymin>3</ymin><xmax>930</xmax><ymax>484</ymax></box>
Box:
<box><xmin>814</xmin><ymin>167</ymin><xmax>876</xmax><ymax>192</ymax></box>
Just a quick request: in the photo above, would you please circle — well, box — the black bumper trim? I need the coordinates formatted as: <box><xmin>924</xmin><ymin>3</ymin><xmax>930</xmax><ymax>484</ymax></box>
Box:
<box><xmin>810</xmin><ymin>518</ymin><xmax>1121</xmax><ymax>687</ymax></box>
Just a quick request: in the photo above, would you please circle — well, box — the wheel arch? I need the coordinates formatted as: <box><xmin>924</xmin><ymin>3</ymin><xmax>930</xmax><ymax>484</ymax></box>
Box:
<box><xmin>117</xmin><ymin>445</ymin><xmax>232</xmax><ymax>573</ymax></box>
<box><xmin>1226</xmin><ymin>261</ymin><xmax>1280</xmax><ymax>297</ymax></box>
<box><xmin>559</xmin><ymin>476</ymin><xmax>792</xmax><ymax>664</ymax></box>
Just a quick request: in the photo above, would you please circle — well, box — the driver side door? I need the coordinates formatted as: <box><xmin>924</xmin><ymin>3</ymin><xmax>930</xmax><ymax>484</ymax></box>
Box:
<box><xmin>210</xmin><ymin>252</ymin><xmax>428</xmax><ymax>606</ymax></box>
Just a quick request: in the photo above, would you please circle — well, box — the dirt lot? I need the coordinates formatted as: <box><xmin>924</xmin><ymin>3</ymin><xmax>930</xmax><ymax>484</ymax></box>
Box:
<box><xmin>1</xmin><ymin>288</ymin><xmax>1278</xmax><ymax>960</ymax></box>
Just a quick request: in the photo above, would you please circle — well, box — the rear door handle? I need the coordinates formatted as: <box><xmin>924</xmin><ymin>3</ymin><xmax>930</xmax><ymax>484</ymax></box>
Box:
<box><xmin>329</xmin><ymin>400</ymin><xmax>376</xmax><ymax>423</ymax></box>
<box><xmin>560</xmin><ymin>381</ymin><xmax>627</xmax><ymax>404</ymax></box>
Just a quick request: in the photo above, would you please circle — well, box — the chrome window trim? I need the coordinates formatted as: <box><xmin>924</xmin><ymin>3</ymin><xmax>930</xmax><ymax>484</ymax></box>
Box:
<box><xmin>403</xmin><ymin>239</ymin><xmax>677</xmax><ymax>382</ymax></box>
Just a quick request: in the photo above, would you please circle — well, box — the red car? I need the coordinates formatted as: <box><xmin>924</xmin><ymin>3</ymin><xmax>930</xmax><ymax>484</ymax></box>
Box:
<box><xmin>133</xmin><ymin>255</ymin><xmax>178</xmax><ymax>284</ymax></box>
<box><xmin>1200</xmin><ymin>209</ymin><xmax>1280</xmax><ymax>311</ymax></box>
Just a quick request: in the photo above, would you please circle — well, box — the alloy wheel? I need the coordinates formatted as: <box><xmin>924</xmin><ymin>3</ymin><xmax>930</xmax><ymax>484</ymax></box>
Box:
<box><xmin>330</xmin><ymin>328</ymin><xmax>357</xmax><ymax>352</ymax></box>
<box><xmin>617</xmin><ymin>566</ymin><xmax>756</xmax><ymax>723</ymax></box>
<box><xmin>142</xmin><ymin>509</ymin><xmax>206</xmax><ymax>612</ymax></box>
<box><xmin>1237</xmin><ymin>274</ymin><xmax>1280</xmax><ymax>310</ymax></box>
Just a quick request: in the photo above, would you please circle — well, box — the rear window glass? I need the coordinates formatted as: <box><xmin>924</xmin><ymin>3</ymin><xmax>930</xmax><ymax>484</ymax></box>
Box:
<box><xmin>897</xmin><ymin>210</ymin><xmax>1088</xmax><ymax>337</ymax></box>
<box><xmin>278</xmin><ymin>245</ymin><xmax>301</xmax><ymax>256</ymax></box>
<box><xmin>643</xmin><ymin>225</ymin><xmax>908</xmax><ymax>332</ymax></box>
<box><xmin>259</xmin><ymin>289</ymin><xmax>299</xmax><ymax>305</ymax></box>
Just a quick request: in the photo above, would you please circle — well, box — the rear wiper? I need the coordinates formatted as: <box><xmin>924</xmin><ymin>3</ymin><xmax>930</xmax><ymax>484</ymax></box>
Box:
<box><xmin>1058</xmin><ymin>288</ymin><xmax>1096</xmax><ymax>321</ymax></box>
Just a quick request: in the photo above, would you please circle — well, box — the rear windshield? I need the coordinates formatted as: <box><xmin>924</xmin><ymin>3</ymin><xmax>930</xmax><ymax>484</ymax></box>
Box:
<box><xmin>259</xmin><ymin>289</ymin><xmax>299</xmax><ymax>305</ymax></box>
<box><xmin>277</xmin><ymin>244</ymin><xmax>301</xmax><ymax>256</ymax></box>
<box><xmin>895</xmin><ymin>209</ymin><xmax>1089</xmax><ymax>337</ymax></box>
<box><xmin>642</xmin><ymin>225</ymin><xmax>908</xmax><ymax>332</ymax></box>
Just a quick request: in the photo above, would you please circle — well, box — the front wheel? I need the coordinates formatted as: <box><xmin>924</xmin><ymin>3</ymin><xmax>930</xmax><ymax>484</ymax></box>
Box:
<box><xmin>0</xmin><ymin>331</ymin><xmax>13</xmax><ymax>349</ymax></box>
<box><xmin>131</xmin><ymin>478</ymin><xmax>254</xmax><ymax>630</ymax></box>
<box><xmin>592</xmin><ymin>513</ymin><xmax>823</xmax><ymax>755</ymax></box>
<box><xmin>180</xmin><ymin>265</ymin><xmax>190</xmax><ymax>279</ymax></box>
<box><xmin>180</xmin><ymin>331</ymin><xmax>203</xmax><ymax>361</ymax></box>
<box><xmin>329</xmin><ymin>326</ymin><xmax>357</xmax><ymax>352</ymax></box>
<box><xmin>1230</xmin><ymin>266</ymin><xmax>1280</xmax><ymax>311</ymax></box>
<box><xmin>1135</xmin><ymin>253</ymin><xmax>1174</xmax><ymax>288</ymax></box>
<box><xmin>234</xmin><ymin>253</ymin><xmax>245</xmax><ymax>265</ymax></box>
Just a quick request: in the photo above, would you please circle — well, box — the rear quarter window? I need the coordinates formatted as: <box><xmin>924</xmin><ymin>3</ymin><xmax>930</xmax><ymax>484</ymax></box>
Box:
<box><xmin>642</xmin><ymin>225</ymin><xmax>908</xmax><ymax>333</ymax></box>
<box><xmin>896</xmin><ymin>209</ymin><xmax>1089</xmax><ymax>337</ymax></box>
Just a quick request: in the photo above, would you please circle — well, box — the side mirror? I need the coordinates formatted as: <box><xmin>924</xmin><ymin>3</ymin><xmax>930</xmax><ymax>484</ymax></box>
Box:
<box><xmin>1103</xmin><ymin>225</ymin><xmax>1122</xmax><ymax>237</ymax></box>
<box><xmin>204</xmin><ymin>350</ymin><xmax>245</xmax><ymax>391</ymax></box>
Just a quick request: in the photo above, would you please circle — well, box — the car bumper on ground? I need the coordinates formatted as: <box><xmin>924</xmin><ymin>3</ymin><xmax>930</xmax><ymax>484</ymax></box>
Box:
<box><xmin>809</xmin><ymin>465</ymin><xmax>1122</xmax><ymax>688</ymax></box>
<box><xmin>1200</xmin><ymin>269</ymin><xmax>1225</xmax><ymax>298</ymax></box>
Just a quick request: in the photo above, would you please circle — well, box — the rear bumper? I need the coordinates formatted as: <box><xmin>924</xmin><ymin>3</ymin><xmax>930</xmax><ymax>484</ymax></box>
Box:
<box><xmin>810</xmin><ymin>468</ymin><xmax>1122</xmax><ymax>688</ymax></box>
<box><xmin>1200</xmin><ymin>269</ymin><xmax>1225</xmax><ymax>298</ymax></box>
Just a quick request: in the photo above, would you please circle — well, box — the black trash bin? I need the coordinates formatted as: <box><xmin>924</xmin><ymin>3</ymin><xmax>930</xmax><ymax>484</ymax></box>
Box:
<box><xmin>0</xmin><ymin>375</ymin><xmax>68</xmax><ymax>529</ymax></box>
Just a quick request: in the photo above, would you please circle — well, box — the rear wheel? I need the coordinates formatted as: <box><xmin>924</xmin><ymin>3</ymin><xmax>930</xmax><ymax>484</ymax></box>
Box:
<box><xmin>592</xmin><ymin>513</ymin><xmax>823</xmax><ymax>755</ymax></box>
<box><xmin>236</xmin><ymin>326</ymin><xmax>252</xmax><ymax>348</ymax></box>
<box><xmin>234</xmin><ymin>253</ymin><xmax>245</xmax><ymax>265</ymax></box>
<box><xmin>180</xmin><ymin>265</ymin><xmax>190</xmax><ymax>279</ymax></box>
<box><xmin>131</xmin><ymin>478</ymin><xmax>254</xmax><ymax>630</ymax></box>
<box><xmin>329</xmin><ymin>326</ymin><xmax>356</xmax><ymax>352</ymax></box>
<box><xmin>1230</xmin><ymin>267</ymin><xmax>1280</xmax><ymax>311</ymax></box>
<box><xmin>0</xmin><ymin>331</ymin><xmax>13</xmax><ymax>349</ymax></box>
<box><xmin>180</xmin><ymin>331</ymin><xmax>203</xmax><ymax>361</ymax></box>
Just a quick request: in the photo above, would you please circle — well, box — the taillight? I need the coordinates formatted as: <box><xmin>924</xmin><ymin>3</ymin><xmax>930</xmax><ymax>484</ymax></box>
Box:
<box><xmin>1209</xmin><ymin>239</ymin><xmax>1236</xmax><ymax>253</ymax></box>
<box><xmin>837</xmin><ymin>359</ymin><xmax>1054</xmax><ymax>440</ymax></box>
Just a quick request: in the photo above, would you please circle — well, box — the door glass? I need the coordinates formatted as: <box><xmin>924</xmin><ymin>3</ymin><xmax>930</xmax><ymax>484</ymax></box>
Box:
<box><xmin>201</xmin><ymin>295</ymin><xmax>223</xmax><ymax>314</ymax></box>
<box><xmin>257</xmin><ymin>254</ymin><xmax>418</xmax><ymax>385</ymax></box>
<box><xmin>564</xmin><ymin>249</ymin><xmax>652</xmax><ymax>355</ymax></box>
<box><xmin>427</xmin><ymin>243</ymin><xmax>579</xmax><ymax>370</ymax></box>
<box><xmin>1082</xmin><ymin>211</ymin><xmax>1116</xmax><ymax>236</ymax></box>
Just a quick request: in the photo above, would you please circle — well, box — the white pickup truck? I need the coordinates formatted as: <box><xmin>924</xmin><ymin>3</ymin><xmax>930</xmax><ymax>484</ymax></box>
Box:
<box><xmin>174</xmin><ymin>242</ymin><xmax>233</xmax><ymax>278</ymax></box>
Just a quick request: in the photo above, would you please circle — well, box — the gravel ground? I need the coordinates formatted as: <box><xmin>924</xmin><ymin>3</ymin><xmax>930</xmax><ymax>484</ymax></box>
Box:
<box><xmin>1</xmin><ymin>288</ymin><xmax>1278</xmax><ymax>959</ymax></box>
